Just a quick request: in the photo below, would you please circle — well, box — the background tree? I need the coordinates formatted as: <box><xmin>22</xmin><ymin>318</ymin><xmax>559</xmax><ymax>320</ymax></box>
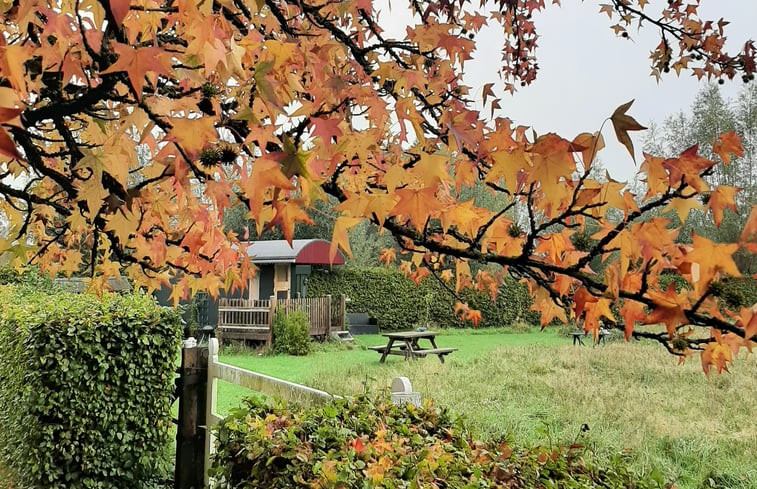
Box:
<box><xmin>643</xmin><ymin>83</ymin><xmax>757</xmax><ymax>273</ymax></box>
<box><xmin>0</xmin><ymin>0</ymin><xmax>755</xmax><ymax>372</ymax></box>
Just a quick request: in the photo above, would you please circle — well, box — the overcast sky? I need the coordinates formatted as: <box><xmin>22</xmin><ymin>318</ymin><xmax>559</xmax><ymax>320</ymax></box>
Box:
<box><xmin>380</xmin><ymin>1</ymin><xmax>757</xmax><ymax>183</ymax></box>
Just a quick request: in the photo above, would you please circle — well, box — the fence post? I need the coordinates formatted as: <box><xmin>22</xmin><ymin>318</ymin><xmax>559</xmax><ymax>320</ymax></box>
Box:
<box><xmin>325</xmin><ymin>294</ymin><xmax>332</xmax><ymax>336</ymax></box>
<box><xmin>338</xmin><ymin>294</ymin><xmax>346</xmax><ymax>331</ymax></box>
<box><xmin>267</xmin><ymin>295</ymin><xmax>276</xmax><ymax>345</ymax></box>
<box><xmin>175</xmin><ymin>341</ymin><xmax>208</xmax><ymax>489</ymax></box>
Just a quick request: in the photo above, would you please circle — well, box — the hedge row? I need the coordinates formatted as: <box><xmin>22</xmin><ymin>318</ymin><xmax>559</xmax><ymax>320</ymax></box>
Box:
<box><xmin>308</xmin><ymin>267</ymin><xmax>538</xmax><ymax>330</ymax></box>
<box><xmin>210</xmin><ymin>396</ymin><xmax>666</xmax><ymax>488</ymax></box>
<box><xmin>0</xmin><ymin>286</ymin><xmax>182</xmax><ymax>489</ymax></box>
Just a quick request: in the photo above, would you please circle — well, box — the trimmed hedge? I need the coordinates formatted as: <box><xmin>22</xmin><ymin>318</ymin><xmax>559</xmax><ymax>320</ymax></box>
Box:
<box><xmin>307</xmin><ymin>267</ymin><xmax>538</xmax><ymax>330</ymax></box>
<box><xmin>713</xmin><ymin>276</ymin><xmax>757</xmax><ymax>310</ymax></box>
<box><xmin>0</xmin><ymin>265</ymin><xmax>54</xmax><ymax>288</ymax></box>
<box><xmin>210</xmin><ymin>396</ymin><xmax>666</xmax><ymax>488</ymax></box>
<box><xmin>0</xmin><ymin>287</ymin><xmax>182</xmax><ymax>489</ymax></box>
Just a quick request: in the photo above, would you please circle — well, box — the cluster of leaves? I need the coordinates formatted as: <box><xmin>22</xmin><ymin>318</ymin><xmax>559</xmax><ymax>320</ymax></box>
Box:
<box><xmin>0</xmin><ymin>0</ymin><xmax>754</xmax><ymax>371</ymax></box>
<box><xmin>644</xmin><ymin>83</ymin><xmax>757</xmax><ymax>274</ymax></box>
<box><xmin>0</xmin><ymin>287</ymin><xmax>182</xmax><ymax>489</ymax></box>
<box><xmin>307</xmin><ymin>267</ymin><xmax>537</xmax><ymax>330</ymax></box>
<box><xmin>272</xmin><ymin>308</ymin><xmax>312</xmax><ymax>356</ymax></box>
<box><xmin>210</xmin><ymin>395</ymin><xmax>666</xmax><ymax>488</ymax></box>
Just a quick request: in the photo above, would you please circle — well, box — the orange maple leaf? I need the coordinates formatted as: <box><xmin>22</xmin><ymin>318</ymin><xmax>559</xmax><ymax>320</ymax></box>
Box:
<box><xmin>0</xmin><ymin>105</ymin><xmax>22</xmax><ymax>160</ymax></box>
<box><xmin>330</xmin><ymin>216</ymin><xmax>362</xmax><ymax>263</ymax></box>
<box><xmin>390</xmin><ymin>187</ymin><xmax>445</xmax><ymax>231</ymax></box>
<box><xmin>683</xmin><ymin>235</ymin><xmax>740</xmax><ymax>295</ymax></box>
<box><xmin>740</xmin><ymin>205</ymin><xmax>757</xmax><ymax>253</ymax></box>
<box><xmin>107</xmin><ymin>0</ymin><xmax>132</xmax><ymax>25</ymax></box>
<box><xmin>528</xmin><ymin>134</ymin><xmax>576</xmax><ymax>197</ymax></box>
<box><xmin>707</xmin><ymin>186</ymin><xmax>740</xmax><ymax>227</ymax></box>
<box><xmin>268</xmin><ymin>199</ymin><xmax>314</xmax><ymax>244</ymax></box>
<box><xmin>378</xmin><ymin>248</ymin><xmax>396</xmax><ymax>266</ymax></box>
<box><xmin>454</xmin><ymin>301</ymin><xmax>482</xmax><ymax>326</ymax></box>
<box><xmin>571</xmin><ymin>131</ymin><xmax>605</xmax><ymax>169</ymax></box>
<box><xmin>242</xmin><ymin>156</ymin><xmax>295</xmax><ymax>221</ymax></box>
<box><xmin>409</xmin><ymin>267</ymin><xmax>430</xmax><ymax>285</ymax></box>
<box><xmin>736</xmin><ymin>307</ymin><xmax>757</xmax><ymax>341</ymax></box>
<box><xmin>712</xmin><ymin>131</ymin><xmax>744</xmax><ymax>164</ymax></box>
<box><xmin>530</xmin><ymin>287</ymin><xmax>567</xmax><ymax>327</ymax></box>
<box><xmin>620</xmin><ymin>300</ymin><xmax>647</xmax><ymax>340</ymax></box>
<box><xmin>645</xmin><ymin>285</ymin><xmax>689</xmax><ymax>336</ymax></box>
<box><xmin>101</xmin><ymin>44</ymin><xmax>173</xmax><ymax>97</ymax></box>
<box><xmin>662</xmin><ymin>145</ymin><xmax>716</xmax><ymax>193</ymax></box>
<box><xmin>700</xmin><ymin>339</ymin><xmax>733</xmax><ymax>377</ymax></box>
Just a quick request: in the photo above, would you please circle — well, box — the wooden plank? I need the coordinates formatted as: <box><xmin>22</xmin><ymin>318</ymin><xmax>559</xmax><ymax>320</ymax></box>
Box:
<box><xmin>382</xmin><ymin>331</ymin><xmax>438</xmax><ymax>339</ymax></box>
<box><xmin>413</xmin><ymin>348</ymin><xmax>456</xmax><ymax>355</ymax></box>
<box><xmin>214</xmin><ymin>362</ymin><xmax>335</xmax><ymax>404</ymax></box>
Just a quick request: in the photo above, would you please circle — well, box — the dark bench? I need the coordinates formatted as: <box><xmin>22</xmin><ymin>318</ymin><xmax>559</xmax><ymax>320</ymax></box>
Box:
<box><xmin>348</xmin><ymin>313</ymin><xmax>379</xmax><ymax>335</ymax></box>
<box><xmin>570</xmin><ymin>330</ymin><xmax>610</xmax><ymax>346</ymax></box>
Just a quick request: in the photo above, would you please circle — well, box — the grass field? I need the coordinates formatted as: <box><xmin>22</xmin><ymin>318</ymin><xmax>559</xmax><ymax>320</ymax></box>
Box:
<box><xmin>218</xmin><ymin>329</ymin><xmax>757</xmax><ymax>489</ymax></box>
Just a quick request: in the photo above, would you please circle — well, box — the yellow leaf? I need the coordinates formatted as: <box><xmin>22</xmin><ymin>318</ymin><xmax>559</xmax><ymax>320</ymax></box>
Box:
<box><xmin>330</xmin><ymin>216</ymin><xmax>362</xmax><ymax>262</ymax></box>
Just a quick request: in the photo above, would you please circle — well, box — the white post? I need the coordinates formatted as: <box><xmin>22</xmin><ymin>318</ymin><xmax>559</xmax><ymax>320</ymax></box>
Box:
<box><xmin>204</xmin><ymin>338</ymin><xmax>220</xmax><ymax>487</ymax></box>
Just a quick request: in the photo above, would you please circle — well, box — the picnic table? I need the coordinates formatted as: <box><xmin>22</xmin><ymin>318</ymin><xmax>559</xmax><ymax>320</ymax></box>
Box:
<box><xmin>368</xmin><ymin>331</ymin><xmax>457</xmax><ymax>363</ymax></box>
<box><xmin>569</xmin><ymin>329</ymin><xmax>610</xmax><ymax>346</ymax></box>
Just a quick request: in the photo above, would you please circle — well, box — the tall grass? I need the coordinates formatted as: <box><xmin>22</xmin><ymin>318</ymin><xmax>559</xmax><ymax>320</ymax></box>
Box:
<box><xmin>219</xmin><ymin>331</ymin><xmax>757</xmax><ymax>489</ymax></box>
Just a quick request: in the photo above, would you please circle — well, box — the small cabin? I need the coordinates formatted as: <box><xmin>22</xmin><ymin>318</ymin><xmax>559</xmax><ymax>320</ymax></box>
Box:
<box><xmin>157</xmin><ymin>239</ymin><xmax>346</xmax><ymax>331</ymax></box>
<box><xmin>242</xmin><ymin>239</ymin><xmax>345</xmax><ymax>301</ymax></box>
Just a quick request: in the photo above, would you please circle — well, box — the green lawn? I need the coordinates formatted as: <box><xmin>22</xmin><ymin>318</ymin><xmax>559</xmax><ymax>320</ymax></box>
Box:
<box><xmin>217</xmin><ymin>329</ymin><xmax>757</xmax><ymax>489</ymax></box>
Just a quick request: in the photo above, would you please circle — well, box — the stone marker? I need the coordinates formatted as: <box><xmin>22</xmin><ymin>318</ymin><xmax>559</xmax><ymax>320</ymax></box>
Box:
<box><xmin>391</xmin><ymin>376</ymin><xmax>421</xmax><ymax>408</ymax></box>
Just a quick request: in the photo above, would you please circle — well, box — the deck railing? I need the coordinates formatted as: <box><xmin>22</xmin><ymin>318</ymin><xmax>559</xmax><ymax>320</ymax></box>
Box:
<box><xmin>217</xmin><ymin>295</ymin><xmax>346</xmax><ymax>344</ymax></box>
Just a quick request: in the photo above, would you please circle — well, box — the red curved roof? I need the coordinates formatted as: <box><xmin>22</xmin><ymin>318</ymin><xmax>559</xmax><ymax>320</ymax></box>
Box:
<box><xmin>244</xmin><ymin>239</ymin><xmax>345</xmax><ymax>265</ymax></box>
<box><xmin>295</xmin><ymin>240</ymin><xmax>345</xmax><ymax>265</ymax></box>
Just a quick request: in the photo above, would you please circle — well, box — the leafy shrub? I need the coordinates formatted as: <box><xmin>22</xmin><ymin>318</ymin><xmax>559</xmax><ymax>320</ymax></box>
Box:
<box><xmin>211</xmin><ymin>396</ymin><xmax>666</xmax><ymax>489</ymax></box>
<box><xmin>0</xmin><ymin>265</ymin><xmax>53</xmax><ymax>289</ymax></box>
<box><xmin>0</xmin><ymin>286</ymin><xmax>182</xmax><ymax>489</ymax></box>
<box><xmin>308</xmin><ymin>267</ymin><xmax>538</xmax><ymax>330</ymax></box>
<box><xmin>273</xmin><ymin>309</ymin><xmax>312</xmax><ymax>356</ymax></box>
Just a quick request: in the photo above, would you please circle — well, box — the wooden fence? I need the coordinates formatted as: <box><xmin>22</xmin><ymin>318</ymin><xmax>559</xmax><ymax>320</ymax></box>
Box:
<box><xmin>217</xmin><ymin>295</ymin><xmax>346</xmax><ymax>345</ymax></box>
<box><xmin>175</xmin><ymin>339</ymin><xmax>413</xmax><ymax>489</ymax></box>
<box><xmin>205</xmin><ymin>339</ymin><xmax>336</xmax><ymax>487</ymax></box>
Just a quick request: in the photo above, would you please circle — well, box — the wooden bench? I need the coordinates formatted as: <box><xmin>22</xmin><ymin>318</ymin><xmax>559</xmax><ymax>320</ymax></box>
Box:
<box><xmin>411</xmin><ymin>348</ymin><xmax>457</xmax><ymax>363</ymax></box>
<box><xmin>570</xmin><ymin>330</ymin><xmax>610</xmax><ymax>346</ymax></box>
<box><xmin>368</xmin><ymin>345</ymin><xmax>456</xmax><ymax>363</ymax></box>
<box><xmin>569</xmin><ymin>332</ymin><xmax>586</xmax><ymax>346</ymax></box>
<box><xmin>368</xmin><ymin>344</ymin><xmax>406</xmax><ymax>352</ymax></box>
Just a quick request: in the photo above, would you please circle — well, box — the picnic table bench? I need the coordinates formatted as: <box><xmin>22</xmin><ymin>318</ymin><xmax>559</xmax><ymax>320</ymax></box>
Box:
<box><xmin>570</xmin><ymin>329</ymin><xmax>611</xmax><ymax>346</ymax></box>
<box><xmin>369</xmin><ymin>331</ymin><xmax>457</xmax><ymax>363</ymax></box>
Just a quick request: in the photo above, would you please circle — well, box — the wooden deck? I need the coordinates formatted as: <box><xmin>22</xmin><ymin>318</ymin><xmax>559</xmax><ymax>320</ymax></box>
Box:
<box><xmin>217</xmin><ymin>295</ymin><xmax>345</xmax><ymax>346</ymax></box>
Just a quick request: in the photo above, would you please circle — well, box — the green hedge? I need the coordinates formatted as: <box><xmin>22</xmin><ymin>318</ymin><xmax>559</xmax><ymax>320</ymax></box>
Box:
<box><xmin>713</xmin><ymin>276</ymin><xmax>757</xmax><ymax>310</ymax></box>
<box><xmin>0</xmin><ymin>287</ymin><xmax>182</xmax><ymax>489</ymax></box>
<box><xmin>0</xmin><ymin>265</ymin><xmax>54</xmax><ymax>288</ymax></box>
<box><xmin>307</xmin><ymin>267</ymin><xmax>537</xmax><ymax>330</ymax></box>
<box><xmin>210</xmin><ymin>396</ymin><xmax>665</xmax><ymax>488</ymax></box>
